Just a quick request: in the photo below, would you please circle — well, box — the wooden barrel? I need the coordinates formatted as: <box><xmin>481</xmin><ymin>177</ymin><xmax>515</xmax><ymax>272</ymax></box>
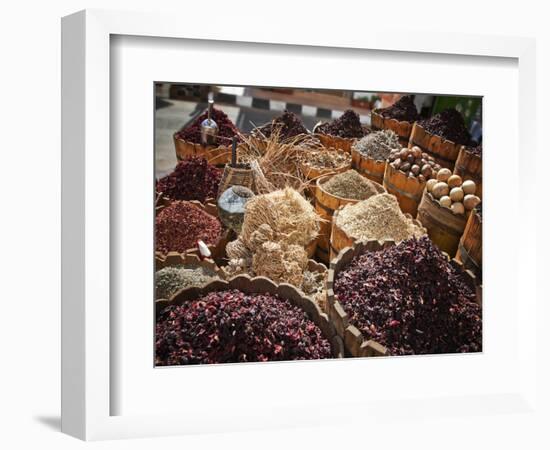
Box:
<box><xmin>300</xmin><ymin>150</ymin><xmax>351</xmax><ymax>183</ymax></box>
<box><xmin>156</xmin><ymin>274</ymin><xmax>345</xmax><ymax>359</ymax></box>
<box><xmin>173</xmin><ymin>133</ymin><xmax>234</xmax><ymax>166</ymax></box>
<box><xmin>382</xmin><ymin>163</ymin><xmax>426</xmax><ymax>216</ymax></box>
<box><xmin>456</xmin><ymin>208</ymin><xmax>482</xmax><ymax>281</ymax></box>
<box><xmin>329</xmin><ymin>208</ymin><xmax>425</xmax><ymax>262</ymax></box>
<box><xmin>416</xmin><ymin>191</ymin><xmax>468</xmax><ymax>256</ymax></box>
<box><xmin>351</xmin><ymin>147</ymin><xmax>387</xmax><ymax>184</ymax></box>
<box><xmin>370</xmin><ymin>109</ymin><xmax>414</xmax><ymax>147</ymax></box>
<box><xmin>408</xmin><ymin>122</ymin><xmax>462</xmax><ymax>169</ymax></box>
<box><xmin>326</xmin><ymin>240</ymin><xmax>481</xmax><ymax>356</ymax></box>
<box><xmin>315</xmin><ymin>133</ymin><xmax>355</xmax><ymax>153</ymax></box>
<box><xmin>453</xmin><ymin>146</ymin><xmax>482</xmax><ymax>199</ymax></box>
<box><xmin>314</xmin><ymin>174</ymin><xmax>384</xmax><ymax>264</ymax></box>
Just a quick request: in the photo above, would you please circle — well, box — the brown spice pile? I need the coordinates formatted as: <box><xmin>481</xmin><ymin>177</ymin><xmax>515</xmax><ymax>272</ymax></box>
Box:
<box><xmin>302</xmin><ymin>149</ymin><xmax>351</xmax><ymax>170</ymax></box>
<box><xmin>156</xmin><ymin>201</ymin><xmax>222</xmax><ymax>254</ymax></box>
<box><xmin>322</xmin><ymin>170</ymin><xmax>381</xmax><ymax>200</ymax></box>
<box><xmin>336</xmin><ymin>193</ymin><xmax>425</xmax><ymax>242</ymax></box>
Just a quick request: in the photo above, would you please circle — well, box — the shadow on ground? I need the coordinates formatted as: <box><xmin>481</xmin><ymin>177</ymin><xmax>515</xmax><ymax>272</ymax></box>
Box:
<box><xmin>34</xmin><ymin>415</ymin><xmax>61</xmax><ymax>431</ymax></box>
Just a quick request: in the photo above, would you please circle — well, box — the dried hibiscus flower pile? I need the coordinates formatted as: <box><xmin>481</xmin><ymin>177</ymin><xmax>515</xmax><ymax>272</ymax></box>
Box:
<box><xmin>155</xmin><ymin>290</ymin><xmax>332</xmax><ymax>365</ymax></box>
<box><xmin>316</xmin><ymin>109</ymin><xmax>369</xmax><ymax>139</ymax></box>
<box><xmin>156</xmin><ymin>156</ymin><xmax>221</xmax><ymax>203</ymax></box>
<box><xmin>333</xmin><ymin>236</ymin><xmax>481</xmax><ymax>355</ymax></box>
<box><xmin>175</xmin><ymin>107</ymin><xmax>240</xmax><ymax>146</ymax></box>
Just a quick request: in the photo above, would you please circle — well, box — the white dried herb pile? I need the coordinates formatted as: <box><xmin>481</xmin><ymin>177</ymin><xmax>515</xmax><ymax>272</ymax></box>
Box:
<box><xmin>322</xmin><ymin>169</ymin><xmax>382</xmax><ymax>200</ymax></box>
<box><xmin>336</xmin><ymin>193</ymin><xmax>425</xmax><ymax>242</ymax></box>
<box><xmin>353</xmin><ymin>129</ymin><xmax>400</xmax><ymax>161</ymax></box>
<box><xmin>155</xmin><ymin>265</ymin><xmax>218</xmax><ymax>299</ymax></box>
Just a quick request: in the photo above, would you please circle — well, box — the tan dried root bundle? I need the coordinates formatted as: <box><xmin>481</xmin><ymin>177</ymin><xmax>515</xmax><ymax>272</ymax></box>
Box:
<box><xmin>252</xmin><ymin>241</ymin><xmax>308</xmax><ymax>286</ymax></box>
<box><xmin>240</xmin><ymin>188</ymin><xmax>320</xmax><ymax>248</ymax></box>
<box><xmin>238</xmin><ymin>128</ymin><xmax>322</xmax><ymax>193</ymax></box>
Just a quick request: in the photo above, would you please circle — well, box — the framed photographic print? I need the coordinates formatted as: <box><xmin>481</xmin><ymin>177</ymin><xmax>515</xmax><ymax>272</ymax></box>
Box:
<box><xmin>62</xmin><ymin>9</ymin><xmax>540</xmax><ymax>442</ymax></box>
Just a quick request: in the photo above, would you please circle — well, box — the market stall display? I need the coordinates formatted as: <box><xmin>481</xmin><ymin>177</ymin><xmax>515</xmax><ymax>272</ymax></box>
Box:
<box><xmin>155</xmin><ymin>91</ymin><xmax>483</xmax><ymax>365</ymax></box>
<box><xmin>327</xmin><ymin>237</ymin><xmax>481</xmax><ymax>356</ymax></box>
<box><xmin>370</xmin><ymin>95</ymin><xmax>420</xmax><ymax>147</ymax></box>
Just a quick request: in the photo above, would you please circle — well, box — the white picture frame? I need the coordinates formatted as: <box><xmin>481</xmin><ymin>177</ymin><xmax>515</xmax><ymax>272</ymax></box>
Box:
<box><xmin>62</xmin><ymin>9</ymin><xmax>541</xmax><ymax>442</ymax></box>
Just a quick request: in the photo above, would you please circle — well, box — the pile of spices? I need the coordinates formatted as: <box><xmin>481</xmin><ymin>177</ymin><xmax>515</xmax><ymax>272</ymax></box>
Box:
<box><xmin>156</xmin><ymin>201</ymin><xmax>222</xmax><ymax>254</ymax></box>
<box><xmin>418</xmin><ymin>108</ymin><xmax>471</xmax><ymax>145</ymax></box>
<box><xmin>155</xmin><ymin>265</ymin><xmax>218</xmax><ymax>299</ymax></box>
<box><xmin>377</xmin><ymin>95</ymin><xmax>420</xmax><ymax>122</ymax></box>
<box><xmin>316</xmin><ymin>109</ymin><xmax>368</xmax><ymax>139</ymax></box>
<box><xmin>156</xmin><ymin>157</ymin><xmax>222</xmax><ymax>202</ymax></box>
<box><xmin>333</xmin><ymin>237</ymin><xmax>482</xmax><ymax>355</ymax></box>
<box><xmin>302</xmin><ymin>148</ymin><xmax>351</xmax><ymax>169</ymax></box>
<box><xmin>256</xmin><ymin>110</ymin><xmax>308</xmax><ymax>140</ymax></box>
<box><xmin>176</xmin><ymin>107</ymin><xmax>240</xmax><ymax>146</ymax></box>
<box><xmin>322</xmin><ymin>169</ymin><xmax>380</xmax><ymax>200</ymax></box>
<box><xmin>353</xmin><ymin>129</ymin><xmax>400</xmax><ymax>161</ymax></box>
<box><xmin>155</xmin><ymin>290</ymin><xmax>332</xmax><ymax>365</ymax></box>
<box><xmin>336</xmin><ymin>193</ymin><xmax>425</xmax><ymax>242</ymax></box>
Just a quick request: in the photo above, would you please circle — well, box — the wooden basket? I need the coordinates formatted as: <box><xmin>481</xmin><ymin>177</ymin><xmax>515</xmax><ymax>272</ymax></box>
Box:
<box><xmin>456</xmin><ymin>208</ymin><xmax>482</xmax><ymax>281</ymax></box>
<box><xmin>453</xmin><ymin>146</ymin><xmax>482</xmax><ymax>199</ymax></box>
<box><xmin>382</xmin><ymin>163</ymin><xmax>426</xmax><ymax>216</ymax></box>
<box><xmin>155</xmin><ymin>199</ymin><xmax>231</xmax><ymax>263</ymax></box>
<box><xmin>326</xmin><ymin>240</ymin><xmax>481</xmax><ymax>357</ymax></box>
<box><xmin>408</xmin><ymin>122</ymin><xmax>463</xmax><ymax>169</ymax></box>
<box><xmin>173</xmin><ymin>132</ymin><xmax>236</xmax><ymax>166</ymax></box>
<box><xmin>416</xmin><ymin>190</ymin><xmax>469</xmax><ymax>257</ymax></box>
<box><xmin>329</xmin><ymin>208</ymin><xmax>426</xmax><ymax>263</ymax></box>
<box><xmin>313</xmin><ymin>173</ymin><xmax>385</xmax><ymax>264</ymax></box>
<box><xmin>155</xmin><ymin>274</ymin><xmax>345</xmax><ymax>359</ymax></box>
<box><xmin>350</xmin><ymin>146</ymin><xmax>387</xmax><ymax>184</ymax></box>
<box><xmin>370</xmin><ymin>109</ymin><xmax>414</xmax><ymax>148</ymax></box>
<box><xmin>315</xmin><ymin>133</ymin><xmax>356</xmax><ymax>153</ymax></box>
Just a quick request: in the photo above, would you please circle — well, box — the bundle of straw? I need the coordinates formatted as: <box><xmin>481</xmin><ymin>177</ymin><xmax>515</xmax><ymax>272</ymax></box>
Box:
<box><xmin>238</xmin><ymin>127</ymin><xmax>323</xmax><ymax>194</ymax></box>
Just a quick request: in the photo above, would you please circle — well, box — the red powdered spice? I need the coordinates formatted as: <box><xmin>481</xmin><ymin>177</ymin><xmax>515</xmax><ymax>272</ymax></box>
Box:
<box><xmin>155</xmin><ymin>289</ymin><xmax>332</xmax><ymax>365</ymax></box>
<box><xmin>156</xmin><ymin>157</ymin><xmax>221</xmax><ymax>202</ymax></box>
<box><xmin>156</xmin><ymin>201</ymin><xmax>222</xmax><ymax>254</ymax></box>
<box><xmin>175</xmin><ymin>107</ymin><xmax>240</xmax><ymax>146</ymax></box>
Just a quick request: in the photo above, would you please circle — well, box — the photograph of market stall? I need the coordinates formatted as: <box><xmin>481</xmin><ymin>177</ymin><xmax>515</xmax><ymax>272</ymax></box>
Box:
<box><xmin>154</xmin><ymin>84</ymin><xmax>483</xmax><ymax>365</ymax></box>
